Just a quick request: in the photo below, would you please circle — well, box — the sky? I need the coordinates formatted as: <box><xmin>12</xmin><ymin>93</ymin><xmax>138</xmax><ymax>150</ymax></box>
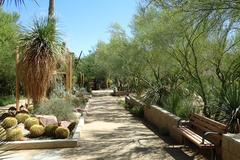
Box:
<box><xmin>3</xmin><ymin>0</ymin><xmax>138</xmax><ymax>56</ymax></box>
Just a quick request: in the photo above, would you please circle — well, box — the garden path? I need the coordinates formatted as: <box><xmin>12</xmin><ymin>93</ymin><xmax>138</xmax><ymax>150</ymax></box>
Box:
<box><xmin>4</xmin><ymin>93</ymin><xmax>205</xmax><ymax>160</ymax></box>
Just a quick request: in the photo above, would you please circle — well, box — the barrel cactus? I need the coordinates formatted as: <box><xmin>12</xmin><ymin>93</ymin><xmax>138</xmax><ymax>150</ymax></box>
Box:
<box><xmin>55</xmin><ymin>127</ymin><xmax>70</xmax><ymax>139</ymax></box>
<box><xmin>30</xmin><ymin>124</ymin><xmax>45</xmax><ymax>137</ymax></box>
<box><xmin>0</xmin><ymin>126</ymin><xmax>6</xmax><ymax>141</ymax></box>
<box><xmin>6</xmin><ymin>127</ymin><xmax>24</xmax><ymax>141</ymax></box>
<box><xmin>24</xmin><ymin>117</ymin><xmax>39</xmax><ymax>130</ymax></box>
<box><xmin>2</xmin><ymin>117</ymin><xmax>18</xmax><ymax>129</ymax></box>
<box><xmin>45</xmin><ymin>124</ymin><xmax>58</xmax><ymax>137</ymax></box>
<box><xmin>15</xmin><ymin>113</ymin><xmax>30</xmax><ymax>123</ymax></box>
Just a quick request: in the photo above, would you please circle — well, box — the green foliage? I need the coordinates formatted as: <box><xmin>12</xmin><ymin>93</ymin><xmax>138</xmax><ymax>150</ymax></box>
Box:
<box><xmin>0</xmin><ymin>96</ymin><xmax>15</xmax><ymax>106</ymax></box>
<box><xmin>15</xmin><ymin>113</ymin><xmax>30</xmax><ymax>123</ymax></box>
<box><xmin>124</xmin><ymin>103</ymin><xmax>144</xmax><ymax>118</ymax></box>
<box><xmin>45</xmin><ymin>124</ymin><xmax>58</xmax><ymax>137</ymax></box>
<box><xmin>6</xmin><ymin>127</ymin><xmax>23</xmax><ymax>141</ymax></box>
<box><xmin>55</xmin><ymin>127</ymin><xmax>70</xmax><ymax>139</ymax></box>
<box><xmin>35</xmin><ymin>98</ymin><xmax>75</xmax><ymax>121</ymax></box>
<box><xmin>2</xmin><ymin>117</ymin><xmax>18</xmax><ymax>129</ymax></box>
<box><xmin>24</xmin><ymin>117</ymin><xmax>39</xmax><ymax>130</ymax></box>
<box><xmin>29</xmin><ymin>124</ymin><xmax>45</xmax><ymax>138</ymax></box>
<box><xmin>0</xmin><ymin>9</ymin><xmax>19</xmax><ymax>96</ymax></box>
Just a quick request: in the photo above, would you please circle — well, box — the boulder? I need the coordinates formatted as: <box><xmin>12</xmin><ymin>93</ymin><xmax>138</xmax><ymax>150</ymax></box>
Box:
<box><xmin>36</xmin><ymin>115</ymin><xmax>58</xmax><ymax>127</ymax></box>
<box><xmin>60</xmin><ymin>121</ymin><xmax>71</xmax><ymax>128</ymax></box>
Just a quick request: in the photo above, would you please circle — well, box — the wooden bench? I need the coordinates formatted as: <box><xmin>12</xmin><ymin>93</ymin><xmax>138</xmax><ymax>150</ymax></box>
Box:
<box><xmin>176</xmin><ymin>114</ymin><xmax>227</xmax><ymax>160</ymax></box>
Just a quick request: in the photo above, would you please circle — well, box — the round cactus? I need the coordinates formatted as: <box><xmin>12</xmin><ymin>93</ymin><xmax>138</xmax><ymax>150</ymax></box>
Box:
<box><xmin>15</xmin><ymin>113</ymin><xmax>30</xmax><ymax>124</ymax></box>
<box><xmin>29</xmin><ymin>125</ymin><xmax>45</xmax><ymax>138</ymax></box>
<box><xmin>55</xmin><ymin>127</ymin><xmax>70</xmax><ymax>139</ymax></box>
<box><xmin>24</xmin><ymin>117</ymin><xmax>39</xmax><ymax>130</ymax></box>
<box><xmin>45</xmin><ymin>124</ymin><xmax>58</xmax><ymax>137</ymax></box>
<box><xmin>2</xmin><ymin>117</ymin><xmax>18</xmax><ymax>129</ymax></box>
<box><xmin>27</xmin><ymin>106</ymin><xmax>34</xmax><ymax>113</ymax></box>
<box><xmin>6</xmin><ymin>127</ymin><xmax>24</xmax><ymax>141</ymax></box>
<box><xmin>0</xmin><ymin>126</ymin><xmax>6</xmax><ymax>141</ymax></box>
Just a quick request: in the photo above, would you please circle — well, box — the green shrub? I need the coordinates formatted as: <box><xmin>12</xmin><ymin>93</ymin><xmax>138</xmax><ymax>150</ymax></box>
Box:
<box><xmin>35</xmin><ymin>98</ymin><xmax>75</xmax><ymax>121</ymax></box>
<box><xmin>6</xmin><ymin>127</ymin><xmax>23</xmax><ymax>141</ymax></box>
<box><xmin>55</xmin><ymin>127</ymin><xmax>70</xmax><ymax>139</ymax></box>
<box><xmin>130</xmin><ymin>106</ymin><xmax>144</xmax><ymax>117</ymax></box>
<box><xmin>45</xmin><ymin>124</ymin><xmax>58</xmax><ymax>137</ymax></box>
<box><xmin>24</xmin><ymin>117</ymin><xmax>39</xmax><ymax>130</ymax></box>
<box><xmin>2</xmin><ymin>117</ymin><xmax>18</xmax><ymax>129</ymax></box>
<box><xmin>30</xmin><ymin>125</ymin><xmax>45</xmax><ymax>137</ymax></box>
<box><xmin>0</xmin><ymin>96</ymin><xmax>15</xmax><ymax>106</ymax></box>
<box><xmin>0</xmin><ymin>126</ymin><xmax>6</xmax><ymax>141</ymax></box>
<box><xmin>15</xmin><ymin>113</ymin><xmax>30</xmax><ymax>123</ymax></box>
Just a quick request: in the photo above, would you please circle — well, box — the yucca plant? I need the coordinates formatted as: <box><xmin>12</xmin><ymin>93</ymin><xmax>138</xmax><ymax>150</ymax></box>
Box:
<box><xmin>19</xmin><ymin>18</ymin><xmax>61</xmax><ymax>107</ymax></box>
<box><xmin>221</xmin><ymin>82</ymin><xmax>240</xmax><ymax>133</ymax></box>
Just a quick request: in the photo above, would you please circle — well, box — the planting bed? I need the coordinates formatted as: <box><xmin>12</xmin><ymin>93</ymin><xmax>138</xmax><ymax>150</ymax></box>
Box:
<box><xmin>4</xmin><ymin>116</ymin><xmax>84</xmax><ymax>150</ymax></box>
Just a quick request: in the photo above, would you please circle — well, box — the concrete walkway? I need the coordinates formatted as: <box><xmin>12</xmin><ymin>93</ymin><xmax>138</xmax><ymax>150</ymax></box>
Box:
<box><xmin>4</xmin><ymin>95</ymin><xmax>205</xmax><ymax>160</ymax></box>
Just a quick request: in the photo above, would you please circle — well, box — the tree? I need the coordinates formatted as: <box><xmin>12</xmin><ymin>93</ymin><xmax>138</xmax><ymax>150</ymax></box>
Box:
<box><xmin>0</xmin><ymin>8</ymin><xmax>19</xmax><ymax>96</ymax></box>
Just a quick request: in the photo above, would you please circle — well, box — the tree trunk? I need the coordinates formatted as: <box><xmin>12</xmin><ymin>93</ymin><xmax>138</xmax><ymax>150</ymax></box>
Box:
<box><xmin>48</xmin><ymin>0</ymin><xmax>55</xmax><ymax>22</ymax></box>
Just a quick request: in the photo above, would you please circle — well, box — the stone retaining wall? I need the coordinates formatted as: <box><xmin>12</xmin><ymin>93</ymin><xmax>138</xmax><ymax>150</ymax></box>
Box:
<box><xmin>125</xmin><ymin>96</ymin><xmax>240</xmax><ymax>160</ymax></box>
<box><xmin>125</xmin><ymin>96</ymin><xmax>182</xmax><ymax>142</ymax></box>
<box><xmin>222</xmin><ymin>134</ymin><xmax>240</xmax><ymax>160</ymax></box>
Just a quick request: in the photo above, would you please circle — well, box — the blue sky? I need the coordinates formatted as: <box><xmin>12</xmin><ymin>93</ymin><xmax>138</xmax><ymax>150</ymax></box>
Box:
<box><xmin>3</xmin><ymin>0</ymin><xmax>138</xmax><ymax>56</ymax></box>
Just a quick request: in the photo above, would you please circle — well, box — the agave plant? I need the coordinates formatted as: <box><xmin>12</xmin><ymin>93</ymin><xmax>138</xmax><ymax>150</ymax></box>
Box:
<box><xmin>19</xmin><ymin>18</ymin><xmax>62</xmax><ymax>107</ymax></box>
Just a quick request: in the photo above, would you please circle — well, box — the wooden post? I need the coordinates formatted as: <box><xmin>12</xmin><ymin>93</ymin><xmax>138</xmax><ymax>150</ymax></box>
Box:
<box><xmin>16</xmin><ymin>47</ymin><xmax>20</xmax><ymax>111</ymax></box>
<box><xmin>66</xmin><ymin>54</ymin><xmax>73</xmax><ymax>93</ymax></box>
<box><xmin>69</xmin><ymin>54</ymin><xmax>73</xmax><ymax>91</ymax></box>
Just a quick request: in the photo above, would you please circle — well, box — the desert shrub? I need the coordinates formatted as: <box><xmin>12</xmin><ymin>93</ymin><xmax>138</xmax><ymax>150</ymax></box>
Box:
<box><xmin>55</xmin><ymin>127</ymin><xmax>70</xmax><ymax>139</ymax></box>
<box><xmin>6</xmin><ymin>127</ymin><xmax>23</xmax><ymax>141</ymax></box>
<box><xmin>35</xmin><ymin>98</ymin><xmax>75</xmax><ymax>121</ymax></box>
<box><xmin>30</xmin><ymin>124</ymin><xmax>45</xmax><ymax>137</ymax></box>
<box><xmin>15</xmin><ymin>113</ymin><xmax>30</xmax><ymax>123</ymax></box>
<box><xmin>45</xmin><ymin>124</ymin><xmax>58</xmax><ymax>137</ymax></box>
<box><xmin>24</xmin><ymin>117</ymin><xmax>39</xmax><ymax>130</ymax></box>
<box><xmin>69</xmin><ymin>96</ymin><xmax>87</xmax><ymax>108</ymax></box>
<box><xmin>2</xmin><ymin>117</ymin><xmax>17</xmax><ymax>129</ymax></box>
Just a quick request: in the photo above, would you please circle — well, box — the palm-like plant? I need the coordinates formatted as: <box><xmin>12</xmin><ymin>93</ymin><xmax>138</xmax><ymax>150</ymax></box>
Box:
<box><xmin>19</xmin><ymin>18</ymin><xmax>61</xmax><ymax>107</ymax></box>
<box><xmin>0</xmin><ymin>0</ymin><xmax>25</xmax><ymax>6</ymax></box>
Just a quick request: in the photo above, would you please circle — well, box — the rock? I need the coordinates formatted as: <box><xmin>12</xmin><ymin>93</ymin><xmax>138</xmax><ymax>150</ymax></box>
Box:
<box><xmin>0</xmin><ymin>113</ymin><xmax>13</xmax><ymax>121</ymax></box>
<box><xmin>18</xmin><ymin>123</ymin><xmax>30</xmax><ymax>136</ymax></box>
<box><xmin>36</xmin><ymin>115</ymin><xmax>58</xmax><ymax>127</ymax></box>
<box><xmin>8</xmin><ymin>106</ymin><xmax>17</xmax><ymax>116</ymax></box>
<box><xmin>60</xmin><ymin>121</ymin><xmax>71</xmax><ymax>128</ymax></box>
<box><xmin>17</xmin><ymin>108</ymin><xmax>29</xmax><ymax>114</ymax></box>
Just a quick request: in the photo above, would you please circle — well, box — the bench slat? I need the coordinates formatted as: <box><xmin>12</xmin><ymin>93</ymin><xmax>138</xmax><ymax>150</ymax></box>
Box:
<box><xmin>190</xmin><ymin>114</ymin><xmax>226</xmax><ymax>132</ymax></box>
<box><xmin>178</xmin><ymin>127</ymin><xmax>214</xmax><ymax>148</ymax></box>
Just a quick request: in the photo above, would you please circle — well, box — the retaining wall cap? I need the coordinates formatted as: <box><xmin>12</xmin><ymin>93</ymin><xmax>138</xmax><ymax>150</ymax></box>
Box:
<box><xmin>224</xmin><ymin>133</ymin><xmax>240</xmax><ymax>143</ymax></box>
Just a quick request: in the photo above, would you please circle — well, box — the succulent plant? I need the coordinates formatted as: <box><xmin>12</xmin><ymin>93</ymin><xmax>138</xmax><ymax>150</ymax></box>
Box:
<box><xmin>55</xmin><ymin>127</ymin><xmax>70</xmax><ymax>139</ymax></box>
<box><xmin>15</xmin><ymin>113</ymin><xmax>30</xmax><ymax>124</ymax></box>
<box><xmin>24</xmin><ymin>117</ymin><xmax>39</xmax><ymax>130</ymax></box>
<box><xmin>6</xmin><ymin>127</ymin><xmax>24</xmax><ymax>141</ymax></box>
<box><xmin>0</xmin><ymin>126</ymin><xmax>6</xmax><ymax>141</ymax></box>
<box><xmin>2</xmin><ymin>117</ymin><xmax>18</xmax><ymax>129</ymax></box>
<box><xmin>45</xmin><ymin>124</ymin><xmax>58</xmax><ymax>137</ymax></box>
<box><xmin>29</xmin><ymin>124</ymin><xmax>45</xmax><ymax>138</ymax></box>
